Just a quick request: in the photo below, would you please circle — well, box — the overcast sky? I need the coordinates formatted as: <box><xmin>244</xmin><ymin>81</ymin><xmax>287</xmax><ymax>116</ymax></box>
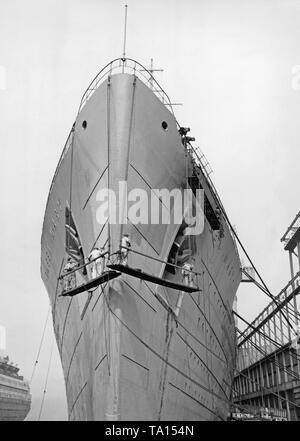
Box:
<box><xmin>0</xmin><ymin>0</ymin><xmax>299</xmax><ymax>420</ymax></box>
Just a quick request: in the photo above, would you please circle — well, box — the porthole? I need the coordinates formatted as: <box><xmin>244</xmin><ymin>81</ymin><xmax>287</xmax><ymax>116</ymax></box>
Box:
<box><xmin>161</xmin><ymin>121</ymin><xmax>168</xmax><ymax>131</ymax></box>
<box><xmin>82</xmin><ymin>120</ymin><xmax>87</xmax><ymax>130</ymax></box>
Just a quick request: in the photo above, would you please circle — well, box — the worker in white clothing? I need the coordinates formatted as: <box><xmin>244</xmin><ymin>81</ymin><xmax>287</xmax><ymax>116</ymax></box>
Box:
<box><xmin>88</xmin><ymin>247</ymin><xmax>104</xmax><ymax>279</ymax></box>
<box><xmin>175</xmin><ymin>260</ymin><xmax>194</xmax><ymax>317</ymax></box>
<box><xmin>120</xmin><ymin>234</ymin><xmax>131</xmax><ymax>265</ymax></box>
<box><xmin>182</xmin><ymin>261</ymin><xmax>194</xmax><ymax>286</ymax></box>
<box><xmin>64</xmin><ymin>257</ymin><xmax>77</xmax><ymax>291</ymax></box>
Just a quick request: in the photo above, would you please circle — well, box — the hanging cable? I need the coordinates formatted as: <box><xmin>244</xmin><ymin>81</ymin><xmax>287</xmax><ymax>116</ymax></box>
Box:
<box><xmin>221</xmin><ymin>209</ymin><xmax>296</xmax><ymax>335</ymax></box>
<box><xmin>237</xmin><ymin>299</ymin><xmax>299</xmax><ymax>344</ymax></box>
<box><xmin>234</xmin><ymin>310</ymin><xmax>286</xmax><ymax>350</ymax></box>
<box><xmin>235</xmin><ymin>307</ymin><xmax>300</xmax><ymax>365</ymax></box>
<box><xmin>234</xmin><ymin>368</ymin><xmax>300</xmax><ymax>410</ymax></box>
<box><xmin>242</xmin><ymin>268</ymin><xmax>300</xmax><ymax>323</ymax></box>
<box><xmin>30</xmin><ymin>304</ymin><xmax>51</xmax><ymax>385</ymax></box>
<box><xmin>184</xmin><ymin>137</ymin><xmax>299</xmax><ymax>338</ymax></box>
<box><xmin>103</xmin><ymin>281</ymin><xmax>292</xmax><ymax>418</ymax></box>
<box><xmin>184</xmin><ymin>140</ymin><xmax>297</xmax><ymax>335</ymax></box>
<box><xmin>235</xmin><ymin>326</ymin><xmax>300</xmax><ymax>383</ymax></box>
<box><xmin>234</xmin><ymin>310</ymin><xmax>300</xmax><ymax>369</ymax></box>
<box><xmin>37</xmin><ymin>337</ymin><xmax>55</xmax><ymax>421</ymax></box>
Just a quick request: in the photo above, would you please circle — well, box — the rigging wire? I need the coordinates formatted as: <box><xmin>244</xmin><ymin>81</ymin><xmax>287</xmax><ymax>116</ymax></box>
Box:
<box><xmin>234</xmin><ymin>310</ymin><xmax>287</xmax><ymax>350</ymax></box>
<box><xmin>103</xmin><ymin>279</ymin><xmax>292</xmax><ymax>416</ymax></box>
<box><xmin>106</xmin><ymin>258</ymin><xmax>297</xmax><ymax>413</ymax></box>
<box><xmin>241</xmin><ymin>268</ymin><xmax>300</xmax><ymax>323</ymax></box>
<box><xmin>235</xmin><ymin>326</ymin><xmax>300</xmax><ymax>383</ymax></box>
<box><xmin>178</xmin><ymin>138</ymin><xmax>300</xmax><ymax>333</ymax></box>
<box><xmin>234</xmin><ymin>310</ymin><xmax>300</xmax><ymax>372</ymax></box>
<box><xmin>237</xmin><ymin>301</ymin><xmax>299</xmax><ymax>343</ymax></box>
<box><xmin>184</xmin><ymin>137</ymin><xmax>297</xmax><ymax>335</ymax></box>
<box><xmin>234</xmin><ymin>367</ymin><xmax>300</xmax><ymax>410</ymax></box>
<box><xmin>29</xmin><ymin>304</ymin><xmax>51</xmax><ymax>385</ymax></box>
<box><xmin>37</xmin><ymin>337</ymin><xmax>55</xmax><ymax>421</ymax></box>
<box><xmin>219</xmin><ymin>205</ymin><xmax>296</xmax><ymax>334</ymax></box>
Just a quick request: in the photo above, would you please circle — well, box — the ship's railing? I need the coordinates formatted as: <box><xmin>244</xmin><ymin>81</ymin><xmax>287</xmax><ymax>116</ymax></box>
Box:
<box><xmin>237</xmin><ymin>271</ymin><xmax>300</xmax><ymax>370</ymax></box>
<box><xmin>78</xmin><ymin>57</ymin><xmax>230</xmax><ymax>230</ymax></box>
<box><xmin>42</xmin><ymin>57</ymin><xmax>174</xmax><ymax>231</ymax></box>
<box><xmin>78</xmin><ymin>57</ymin><xmax>174</xmax><ymax>115</ymax></box>
<box><xmin>43</xmin><ymin>57</ymin><xmax>240</xmax><ymax>269</ymax></box>
<box><xmin>0</xmin><ymin>373</ymin><xmax>30</xmax><ymax>390</ymax></box>
<box><xmin>187</xmin><ymin>144</ymin><xmax>213</xmax><ymax>177</ymax></box>
<box><xmin>186</xmin><ymin>140</ymin><xmax>240</xmax><ymax>258</ymax></box>
<box><xmin>230</xmin><ymin>404</ymin><xmax>287</xmax><ymax>420</ymax></box>
<box><xmin>59</xmin><ymin>252</ymin><xmax>109</xmax><ymax>293</ymax></box>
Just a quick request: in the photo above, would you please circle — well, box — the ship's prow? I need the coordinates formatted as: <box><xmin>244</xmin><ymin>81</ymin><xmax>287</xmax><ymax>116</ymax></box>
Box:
<box><xmin>41</xmin><ymin>58</ymin><xmax>241</xmax><ymax>421</ymax></box>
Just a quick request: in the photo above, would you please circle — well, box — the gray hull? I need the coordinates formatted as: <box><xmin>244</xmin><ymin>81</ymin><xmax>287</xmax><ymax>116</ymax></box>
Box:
<box><xmin>41</xmin><ymin>71</ymin><xmax>241</xmax><ymax>420</ymax></box>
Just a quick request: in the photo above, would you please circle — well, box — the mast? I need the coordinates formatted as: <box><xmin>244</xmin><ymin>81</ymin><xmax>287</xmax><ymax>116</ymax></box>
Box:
<box><xmin>122</xmin><ymin>5</ymin><xmax>128</xmax><ymax>63</ymax></box>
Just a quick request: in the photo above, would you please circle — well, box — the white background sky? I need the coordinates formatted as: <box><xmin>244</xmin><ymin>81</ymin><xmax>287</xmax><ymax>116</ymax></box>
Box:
<box><xmin>0</xmin><ymin>0</ymin><xmax>299</xmax><ymax>421</ymax></box>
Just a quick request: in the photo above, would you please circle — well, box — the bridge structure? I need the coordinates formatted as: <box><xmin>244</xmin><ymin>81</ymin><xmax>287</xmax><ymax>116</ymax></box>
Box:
<box><xmin>232</xmin><ymin>212</ymin><xmax>300</xmax><ymax>421</ymax></box>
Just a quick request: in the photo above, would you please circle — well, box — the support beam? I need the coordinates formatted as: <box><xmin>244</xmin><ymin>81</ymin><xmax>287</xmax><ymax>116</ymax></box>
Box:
<box><xmin>238</xmin><ymin>283</ymin><xmax>300</xmax><ymax>347</ymax></box>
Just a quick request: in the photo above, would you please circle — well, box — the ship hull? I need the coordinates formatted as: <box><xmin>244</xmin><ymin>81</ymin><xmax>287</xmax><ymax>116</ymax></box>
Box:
<box><xmin>41</xmin><ymin>72</ymin><xmax>240</xmax><ymax>420</ymax></box>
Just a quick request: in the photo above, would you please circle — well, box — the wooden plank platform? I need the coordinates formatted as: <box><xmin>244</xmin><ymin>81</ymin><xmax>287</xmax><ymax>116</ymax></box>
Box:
<box><xmin>60</xmin><ymin>270</ymin><xmax>121</xmax><ymax>297</ymax></box>
<box><xmin>106</xmin><ymin>264</ymin><xmax>200</xmax><ymax>293</ymax></box>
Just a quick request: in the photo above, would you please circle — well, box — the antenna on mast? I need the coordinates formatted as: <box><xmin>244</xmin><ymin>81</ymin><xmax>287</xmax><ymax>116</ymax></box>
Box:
<box><xmin>122</xmin><ymin>4</ymin><xmax>128</xmax><ymax>62</ymax></box>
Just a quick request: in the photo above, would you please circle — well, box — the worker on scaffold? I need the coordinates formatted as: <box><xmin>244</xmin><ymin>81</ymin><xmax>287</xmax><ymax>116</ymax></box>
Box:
<box><xmin>182</xmin><ymin>260</ymin><xmax>194</xmax><ymax>286</ymax></box>
<box><xmin>120</xmin><ymin>234</ymin><xmax>131</xmax><ymax>265</ymax></box>
<box><xmin>63</xmin><ymin>256</ymin><xmax>77</xmax><ymax>291</ymax></box>
<box><xmin>88</xmin><ymin>247</ymin><xmax>105</xmax><ymax>279</ymax></box>
<box><xmin>175</xmin><ymin>259</ymin><xmax>195</xmax><ymax>318</ymax></box>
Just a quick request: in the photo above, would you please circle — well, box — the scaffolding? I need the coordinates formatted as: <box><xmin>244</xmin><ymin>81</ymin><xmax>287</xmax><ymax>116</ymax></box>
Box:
<box><xmin>233</xmin><ymin>211</ymin><xmax>300</xmax><ymax>421</ymax></box>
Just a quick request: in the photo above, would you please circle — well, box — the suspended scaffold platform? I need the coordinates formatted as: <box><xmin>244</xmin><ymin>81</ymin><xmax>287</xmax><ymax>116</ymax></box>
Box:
<box><xmin>60</xmin><ymin>269</ymin><xmax>121</xmax><ymax>297</ymax></box>
<box><xmin>106</xmin><ymin>263</ymin><xmax>200</xmax><ymax>293</ymax></box>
